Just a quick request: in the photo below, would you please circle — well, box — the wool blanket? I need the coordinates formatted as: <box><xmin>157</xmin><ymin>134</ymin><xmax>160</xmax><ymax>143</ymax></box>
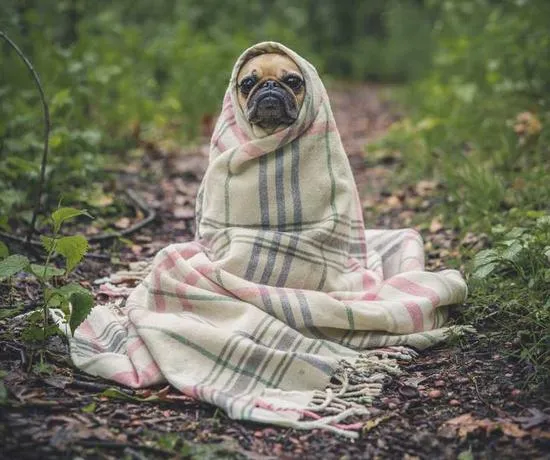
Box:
<box><xmin>67</xmin><ymin>42</ymin><xmax>468</xmax><ymax>437</ymax></box>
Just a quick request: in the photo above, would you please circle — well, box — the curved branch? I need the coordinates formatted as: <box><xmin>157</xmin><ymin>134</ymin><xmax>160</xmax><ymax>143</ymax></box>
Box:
<box><xmin>86</xmin><ymin>189</ymin><xmax>158</xmax><ymax>243</ymax></box>
<box><xmin>0</xmin><ymin>31</ymin><xmax>50</xmax><ymax>243</ymax></box>
<box><xmin>0</xmin><ymin>189</ymin><xmax>162</xmax><ymax>252</ymax></box>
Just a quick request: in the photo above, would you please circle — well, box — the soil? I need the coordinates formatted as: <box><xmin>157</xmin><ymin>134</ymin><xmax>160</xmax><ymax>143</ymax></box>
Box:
<box><xmin>1</xmin><ymin>84</ymin><xmax>549</xmax><ymax>459</ymax></box>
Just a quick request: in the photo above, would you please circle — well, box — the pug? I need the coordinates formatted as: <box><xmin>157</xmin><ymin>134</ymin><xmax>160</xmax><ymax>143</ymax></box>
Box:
<box><xmin>237</xmin><ymin>53</ymin><xmax>305</xmax><ymax>134</ymax></box>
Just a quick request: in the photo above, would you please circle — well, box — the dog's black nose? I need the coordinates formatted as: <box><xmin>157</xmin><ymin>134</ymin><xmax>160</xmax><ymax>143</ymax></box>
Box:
<box><xmin>261</xmin><ymin>80</ymin><xmax>280</xmax><ymax>89</ymax></box>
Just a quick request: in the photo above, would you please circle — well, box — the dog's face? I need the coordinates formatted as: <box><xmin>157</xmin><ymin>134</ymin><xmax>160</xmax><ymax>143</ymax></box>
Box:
<box><xmin>237</xmin><ymin>53</ymin><xmax>305</xmax><ymax>134</ymax></box>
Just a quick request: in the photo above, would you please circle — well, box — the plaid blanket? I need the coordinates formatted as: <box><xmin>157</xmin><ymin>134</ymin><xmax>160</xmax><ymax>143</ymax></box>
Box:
<box><xmin>68</xmin><ymin>42</ymin><xmax>468</xmax><ymax>437</ymax></box>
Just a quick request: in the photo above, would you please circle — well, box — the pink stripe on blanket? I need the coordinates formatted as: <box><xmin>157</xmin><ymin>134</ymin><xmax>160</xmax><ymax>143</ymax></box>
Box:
<box><xmin>304</xmin><ymin>119</ymin><xmax>338</xmax><ymax>136</ymax></box>
<box><xmin>404</xmin><ymin>301</ymin><xmax>424</xmax><ymax>332</ymax></box>
<box><xmin>232</xmin><ymin>286</ymin><xmax>264</xmax><ymax>299</ymax></box>
<box><xmin>386</xmin><ymin>277</ymin><xmax>440</xmax><ymax>306</ymax></box>
<box><xmin>176</xmin><ymin>242</ymin><xmax>204</xmax><ymax>259</ymax></box>
<box><xmin>127</xmin><ymin>336</ymin><xmax>146</xmax><ymax>355</ymax></box>
<box><xmin>174</xmin><ymin>282</ymin><xmax>195</xmax><ymax>311</ymax></box>
<box><xmin>111</xmin><ymin>361</ymin><xmax>162</xmax><ymax>388</ymax></box>
<box><xmin>151</xmin><ymin>248</ymin><xmax>181</xmax><ymax>312</ymax></box>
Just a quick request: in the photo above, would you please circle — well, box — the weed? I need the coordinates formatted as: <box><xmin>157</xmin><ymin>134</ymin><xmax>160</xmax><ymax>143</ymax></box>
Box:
<box><xmin>0</xmin><ymin>207</ymin><xmax>95</xmax><ymax>348</ymax></box>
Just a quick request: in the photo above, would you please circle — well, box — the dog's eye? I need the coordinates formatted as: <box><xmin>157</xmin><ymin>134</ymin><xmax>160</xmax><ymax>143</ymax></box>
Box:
<box><xmin>284</xmin><ymin>76</ymin><xmax>303</xmax><ymax>91</ymax></box>
<box><xmin>239</xmin><ymin>77</ymin><xmax>256</xmax><ymax>95</ymax></box>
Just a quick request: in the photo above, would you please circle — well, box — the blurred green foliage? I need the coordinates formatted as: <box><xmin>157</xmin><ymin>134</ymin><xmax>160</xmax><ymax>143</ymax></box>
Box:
<box><xmin>373</xmin><ymin>0</ymin><xmax>550</xmax><ymax>230</ymax></box>
<box><xmin>0</xmin><ymin>0</ymin><xmax>431</xmax><ymax>223</ymax></box>
<box><xmin>368</xmin><ymin>0</ymin><xmax>549</xmax><ymax>386</ymax></box>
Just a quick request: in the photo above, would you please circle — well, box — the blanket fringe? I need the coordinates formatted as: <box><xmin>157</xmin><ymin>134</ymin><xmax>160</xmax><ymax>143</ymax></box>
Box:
<box><xmin>293</xmin><ymin>346</ymin><xmax>418</xmax><ymax>437</ymax></box>
<box><xmin>93</xmin><ymin>260</ymin><xmax>152</xmax><ymax>286</ymax></box>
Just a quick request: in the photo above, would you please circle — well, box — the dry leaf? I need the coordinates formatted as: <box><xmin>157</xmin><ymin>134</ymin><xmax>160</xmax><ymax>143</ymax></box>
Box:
<box><xmin>114</xmin><ymin>217</ymin><xmax>131</xmax><ymax>229</ymax></box>
<box><xmin>429</xmin><ymin>218</ymin><xmax>443</xmax><ymax>233</ymax></box>
<box><xmin>513</xmin><ymin>408</ymin><xmax>550</xmax><ymax>429</ymax></box>
<box><xmin>440</xmin><ymin>413</ymin><xmax>529</xmax><ymax>439</ymax></box>
<box><xmin>415</xmin><ymin>180</ymin><xmax>439</xmax><ymax>197</ymax></box>
<box><xmin>362</xmin><ymin>414</ymin><xmax>393</xmax><ymax>433</ymax></box>
<box><xmin>386</xmin><ymin>195</ymin><xmax>402</xmax><ymax>209</ymax></box>
<box><xmin>499</xmin><ymin>421</ymin><xmax>528</xmax><ymax>438</ymax></box>
<box><xmin>90</xmin><ymin>194</ymin><xmax>114</xmax><ymax>207</ymax></box>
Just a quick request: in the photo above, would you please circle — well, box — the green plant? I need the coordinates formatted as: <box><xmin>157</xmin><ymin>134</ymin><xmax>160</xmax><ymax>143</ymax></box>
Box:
<box><xmin>472</xmin><ymin>216</ymin><xmax>550</xmax><ymax>287</ymax></box>
<box><xmin>0</xmin><ymin>207</ymin><xmax>94</xmax><ymax>343</ymax></box>
<box><xmin>369</xmin><ymin>0</ymin><xmax>550</xmax><ymax>387</ymax></box>
<box><xmin>465</xmin><ymin>216</ymin><xmax>550</xmax><ymax>386</ymax></box>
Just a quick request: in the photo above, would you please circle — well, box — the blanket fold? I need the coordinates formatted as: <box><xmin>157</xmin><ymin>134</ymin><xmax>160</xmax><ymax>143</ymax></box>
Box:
<box><xmin>68</xmin><ymin>42</ymin><xmax>468</xmax><ymax>437</ymax></box>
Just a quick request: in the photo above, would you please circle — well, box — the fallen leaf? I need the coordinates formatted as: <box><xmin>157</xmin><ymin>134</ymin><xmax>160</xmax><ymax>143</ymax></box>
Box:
<box><xmin>531</xmin><ymin>428</ymin><xmax>550</xmax><ymax>439</ymax></box>
<box><xmin>130</xmin><ymin>244</ymin><xmax>143</xmax><ymax>256</ymax></box>
<box><xmin>429</xmin><ymin>218</ymin><xmax>443</xmax><ymax>233</ymax></box>
<box><xmin>114</xmin><ymin>217</ymin><xmax>131</xmax><ymax>229</ymax></box>
<box><xmin>362</xmin><ymin>414</ymin><xmax>393</xmax><ymax>433</ymax></box>
<box><xmin>89</xmin><ymin>194</ymin><xmax>114</xmax><ymax>208</ymax></box>
<box><xmin>440</xmin><ymin>413</ymin><xmax>528</xmax><ymax>439</ymax></box>
<box><xmin>43</xmin><ymin>375</ymin><xmax>72</xmax><ymax>389</ymax></box>
<box><xmin>386</xmin><ymin>195</ymin><xmax>402</xmax><ymax>209</ymax></box>
<box><xmin>403</xmin><ymin>375</ymin><xmax>428</xmax><ymax>387</ymax></box>
<box><xmin>415</xmin><ymin>180</ymin><xmax>440</xmax><ymax>197</ymax></box>
<box><xmin>398</xmin><ymin>384</ymin><xmax>419</xmax><ymax>398</ymax></box>
<box><xmin>513</xmin><ymin>408</ymin><xmax>550</xmax><ymax>429</ymax></box>
<box><xmin>499</xmin><ymin>421</ymin><xmax>528</xmax><ymax>438</ymax></box>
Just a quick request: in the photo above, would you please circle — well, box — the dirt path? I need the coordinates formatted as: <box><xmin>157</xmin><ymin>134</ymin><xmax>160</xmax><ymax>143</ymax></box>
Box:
<box><xmin>1</xmin><ymin>84</ymin><xmax>549</xmax><ymax>459</ymax></box>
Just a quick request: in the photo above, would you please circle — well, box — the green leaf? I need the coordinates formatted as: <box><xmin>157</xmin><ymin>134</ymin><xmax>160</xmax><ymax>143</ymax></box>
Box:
<box><xmin>0</xmin><ymin>305</ymin><xmax>24</xmax><ymax>320</ymax></box>
<box><xmin>472</xmin><ymin>262</ymin><xmax>497</xmax><ymax>279</ymax></box>
<box><xmin>0</xmin><ymin>241</ymin><xmax>9</xmax><ymax>259</ymax></box>
<box><xmin>457</xmin><ymin>449</ymin><xmax>474</xmax><ymax>460</ymax></box>
<box><xmin>69</xmin><ymin>290</ymin><xmax>94</xmax><ymax>336</ymax></box>
<box><xmin>40</xmin><ymin>235</ymin><xmax>56</xmax><ymax>253</ymax></box>
<box><xmin>500</xmin><ymin>241</ymin><xmax>523</xmax><ymax>262</ymax></box>
<box><xmin>51</xmin><ymin>88</ymin><xmax>72</xmax><ymax>112</ymax></box>
<box><xmin>504</xmin><ymin>227</ymin><xmax>526</xmax><ymax>240</ymax></box>
<box><xmin>22</xmin><ymin>324</ymin><xmax>59</xmax><ymax>343</ymax></box>
<box><xmin>0</xmin><ymin>254</ymin><xmax>30</xmax><ymax>280</ymax></box>
<box><xmin>56</xmin><ymin>282</ymin><xmax>90</xmax><ymax>298</ymax></box>
<box><xmin>30</xmin><ymin>263</ymin><xmax>65</xmax><ymax>280</ymax></box>
<box><xmin>51</xmin><ymin>207</ymin><xmax>93</xmax><ymax>233</ymax></box>
<box><xmin>45</xmin><ymin>287</ymin><xmax>69</xmax><ymax>308</ymax></box>
<box><xmin>472</xmin><ymin>249</ymin><xmax>498</xmax><ymax>268</ymax></box>
<box><xmin>55</xmin><ymin>235</ymin><xmax>89</xmax><ymax>272</ymax></box>
<box><xmin>0</xmin><ymin>216</ymin><xmax>9</xmax><ymax>232</ymax></box>
<box><xmin>81</xmin><ymin>402</ymin><xmax>97</xmax><ymax>413</ymax></box>
<box><xmin>100</xmin><ymin>387</ymin><xmax>157</xmax><ymax>402</ymax></box>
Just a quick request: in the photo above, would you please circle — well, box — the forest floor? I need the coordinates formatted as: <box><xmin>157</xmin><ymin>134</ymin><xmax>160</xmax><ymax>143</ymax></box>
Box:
<box><xmin>1</xmin><ymin>84</ymin><xmax>549</xmax><ymax>459</ymax></box>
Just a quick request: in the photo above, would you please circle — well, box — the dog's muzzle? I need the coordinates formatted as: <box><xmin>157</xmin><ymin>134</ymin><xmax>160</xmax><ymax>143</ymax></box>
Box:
<box><xmin>247</xmin><ymin>80</ymin><xmax>298</xmax><ymax>127</ymax></box>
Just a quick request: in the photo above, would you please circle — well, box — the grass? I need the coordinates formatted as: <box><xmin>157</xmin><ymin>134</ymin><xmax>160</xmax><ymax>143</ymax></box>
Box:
<box><xmin>369</xmin><ymin>106</ymin><xmax>550</xmax><ymax>390</ymax></box>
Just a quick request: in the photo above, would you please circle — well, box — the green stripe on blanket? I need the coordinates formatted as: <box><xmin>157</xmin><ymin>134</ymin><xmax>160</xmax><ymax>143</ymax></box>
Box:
<box><xmin>66</xmin><ymin>42</ymin><xmax>468</xmax><ymax>438</ymax></box>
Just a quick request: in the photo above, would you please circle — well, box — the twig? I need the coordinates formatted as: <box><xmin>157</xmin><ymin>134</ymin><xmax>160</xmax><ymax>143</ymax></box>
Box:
<box><xmin>0</xmin><ymin>31</ymin><xmax>50</xmax><ymax>243</ymax></box>
<box><xmin>9</xmin><ymin>399</ymin><xmax>81</xmax><ymax>409</ymax></box>
<box><xmin>0</xmin><ymin>341</ymin><xmax>27</xmax><ymax>366</ymax></box>
<box><xmin>470</xmin><ymin>375</ymin><xmax>508</xmax><ymax>418</ymax></box>
<box><xmin>70</xmin><ymin>378</ymin><xmax>134</xmax><ymax>394</ymax></box>
<box><xmin>0</xmin><ymin>189</ymin><xmax>159</xmax><ymax>251</ymax></box>
<box><xmin>77</xmin><ymin>440</ymin><xmax>174</xmax><ymax>458</ymax></box>
<box><xmin>142</xmin><ymin>415</ymin><xmax>188</xmax><ymax>425</ymax></box>
<box><xmin>87</xmin><ymin>189</ymin><xmax>158</xmax><ymax>242</ymax></box>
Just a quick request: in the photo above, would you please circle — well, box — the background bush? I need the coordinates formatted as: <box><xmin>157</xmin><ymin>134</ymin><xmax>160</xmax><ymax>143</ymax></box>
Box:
<box><xmin>0</xmin><ymin>0</ymin><xmax>433</xmax><ymax>223</ymax></box>
<box><xmin>1</xmin><ymin>0</ymin><xmax>548</xmax><ymax>232</ymax></box>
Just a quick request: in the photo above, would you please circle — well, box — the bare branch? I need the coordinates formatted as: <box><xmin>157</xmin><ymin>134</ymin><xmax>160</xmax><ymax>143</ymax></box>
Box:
<box><xmin>0</xmin><ymin>31</ymin><xmax>51</xmax><ymax>243</ymax></box>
